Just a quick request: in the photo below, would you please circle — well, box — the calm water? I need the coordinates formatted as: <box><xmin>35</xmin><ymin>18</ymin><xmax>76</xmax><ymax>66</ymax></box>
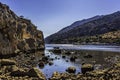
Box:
<box><xmin>39</xmin><ymin>44</ymin><xmax>120</xmax><ymax>78</ymax></box>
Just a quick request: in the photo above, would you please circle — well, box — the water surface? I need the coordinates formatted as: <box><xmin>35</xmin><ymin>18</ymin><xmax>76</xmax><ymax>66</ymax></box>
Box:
<box><xmin>40</xmin><ymin>44</ymin><xmax>120</xmax><ymax>78</ymax></box>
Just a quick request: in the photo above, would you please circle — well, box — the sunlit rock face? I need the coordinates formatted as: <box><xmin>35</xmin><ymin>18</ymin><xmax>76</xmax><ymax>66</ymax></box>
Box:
<box><xmin>0</xmin><ymin>2</ymin><xmax>44</xmax><ymax>55</ymax></box>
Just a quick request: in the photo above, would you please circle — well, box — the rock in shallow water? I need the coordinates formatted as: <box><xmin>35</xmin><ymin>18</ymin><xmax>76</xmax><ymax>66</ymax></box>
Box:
<box><xmin>81</xmin><ymin>63</ymin><xmax>94</xmax><ymax>74</ymax></box>
<box><xmin>48</xmin><ymin>61</ymin><xmax>54</xmax><ymax>66</ymax></box>
<box><xmin>66</xmin><ymin>66</ymin><xmax>76</xmax><ymax>73</ymax></box>
<box><xmin>70</xmin><ymin>56</ymin><xmax>77</xmax><ymax>62</ymax></box>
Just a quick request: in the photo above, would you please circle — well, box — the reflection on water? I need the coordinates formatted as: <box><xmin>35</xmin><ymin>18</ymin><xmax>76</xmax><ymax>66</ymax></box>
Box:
<box><xmin>40</xmin><ymin>50</ymin><xmax>81</xmax><ymax>78</ymax></box>
<box><xmin>46</xmin><ymin>44</ymin><xmax>120</xmax><ymax>52</ymax></box>
<box><xmin>39</xmin><ymin>44</ymin><xmax>120</xmax><ymax>78</ymax></box>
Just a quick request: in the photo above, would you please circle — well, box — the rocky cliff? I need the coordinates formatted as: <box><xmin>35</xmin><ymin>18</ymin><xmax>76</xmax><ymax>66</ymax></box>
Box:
<box><xmin>0</xmin><ymin>2</ymin><xmax>44</xmax><ymax>55</ymax></box>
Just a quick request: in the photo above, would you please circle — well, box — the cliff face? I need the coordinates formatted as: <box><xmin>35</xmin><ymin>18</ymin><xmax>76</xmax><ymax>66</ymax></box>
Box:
<box><xmin>0</xmin><ymin>2</ymin><xmax>44</xmax><ymax>55</ymax></box>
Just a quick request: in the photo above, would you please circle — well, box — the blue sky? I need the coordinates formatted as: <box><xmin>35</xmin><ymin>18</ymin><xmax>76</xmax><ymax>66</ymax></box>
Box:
<box><xmin>0</xmin><ymin>0</ymin><xmax>120</xmax><ymax>37</ymax></box>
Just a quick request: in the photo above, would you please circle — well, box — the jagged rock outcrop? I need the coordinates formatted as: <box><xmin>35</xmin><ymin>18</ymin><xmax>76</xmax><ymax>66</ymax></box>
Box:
<box><xmin>0</xmin><ymin>2</ymin><xmax>44</xmax><ymax>55</ymax></box>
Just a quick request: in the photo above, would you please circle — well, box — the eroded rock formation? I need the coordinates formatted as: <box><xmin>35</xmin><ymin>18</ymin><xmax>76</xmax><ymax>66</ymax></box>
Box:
<box><xmin>0</xmin><ymin>2</ymin><xmax>44</xmax><ymax>56</ymax></box>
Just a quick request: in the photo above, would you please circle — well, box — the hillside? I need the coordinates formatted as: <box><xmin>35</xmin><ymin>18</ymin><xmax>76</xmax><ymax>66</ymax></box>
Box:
<box><xmin>45</xmin><ymin>11</ymin><xmax>120</xmax><ymax>44</ymax></box>
<box><xmin>58</xmin><ymin>15</ymin><xmax>102</xmax><ymax>34</ymax></box>
<box><xmin>0</xmin><ymin>2</ymin><xmax>44</xmax><ymax>55</ymax></box>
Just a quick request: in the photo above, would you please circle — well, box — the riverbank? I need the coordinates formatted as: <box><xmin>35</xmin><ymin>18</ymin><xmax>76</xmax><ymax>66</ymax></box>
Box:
<box><xmin>49</xmin><ymin>62</ymin><xmax>120</xmax><ymax>80</ymax></box>
<box><xmin>47</xmin><ymin>50</ymin><xmax>120</xmax><ymax>80</ymax></box>
<box><xmin>0</xmin><ymin>50</ymin><xmax>46</xmax><ymax>80</ymax></box>
<box><xmin>1</xmin><ymin>48</ymin><xmax>120</xmax><ymax>80</ymax></box>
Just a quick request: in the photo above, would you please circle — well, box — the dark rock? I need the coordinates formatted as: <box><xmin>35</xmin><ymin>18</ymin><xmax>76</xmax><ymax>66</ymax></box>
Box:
<box><xmin>47</xmin><ymin>55</ymin><xmax>50</xmax><ymax>57</ymax></box>
<box><xmin>66</xmin><ymin>60</ymin><xmax>69</xmax><ymax>62</ymax></box>
<box><xmin>38</xmin><ymin>61</ymin><xmax>44</xmax><ymax>68</ymax></box>
<box><xmin>10</xmin><ymin>70</ymin><xmax>27</xmax><ymax>77</ymax></box>
<box><xmin>84</xmin><ymin>54</ymin><xmax>93</xmax><ymax>58</ymax></box>
<box><xmin>28</xmin><ymin>68</ymin><xmax>46</xmax><ymax>80</ymax></box>
<box><xmin>53</xmin><ymin>49</ymin><xmax>61</xmax><ymax>53</ymax></box>
<box><xmin>65</xmin><ymin>51</ymin><xmax>71</xmax><ymax>55</ymax></box>
<box><xmin>42</xmin><ymin>56</ymin><xmax>49</xmax><ymax>62</ymax></box>
<box><xmin>55</xmin><ymin>56</ymin><xmax>57</xmax><ymax>59</ymax></box>
<box><xmin>66</xmin><ymin>66</ymin><xmax>76</xmax><ymax>73</ymax></box>
<box><xmin>81</xmin><ymin>64</ymin><xmax>94</xmax><ymax>74</ymax></box>
<box><xmin>62</xmin><ymin>55</ymin><xmax>66</xmax><ymax>58</ymax></box>
<box><xmin>70</xmin><ymin>56</ymin><xmax>77</xmax><ymax>62</ymax></box>
<box><xmin>50</xmin><ymin>58</ymin><xmax>54</xmax><ymax>61</ymax></box>
<box><xmin>48</xmin><ymin>61</ymin><xmax>53</xmax><ymax>66</ymax></box>
<box><xmin>41</xmin><ymin>53</ymin><xmax>45</xmax><ymax>56</ymax></box>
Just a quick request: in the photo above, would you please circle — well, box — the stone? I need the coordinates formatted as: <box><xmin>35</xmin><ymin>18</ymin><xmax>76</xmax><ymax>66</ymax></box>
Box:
<box><xmin>38</xmin><ymin>61</ymin><xmax>44</xmax><ymax>68</ymax></box>
<box><xmin>51</xmin><ymin>72</ymin><xmax>61</xmax><ymax>79</ymax></box>
<box><xmin>28</xmin><ymin>68</ymin><xmax>46</xmax><ymax>80</ymax></box>
<box><xmin>66</xmin><ymin>60</ymin><xmax>69</xmax><ymax>62</ymax></box>
<box><xmin>53</xmin><ymin>47</ymin><xmax>61</xmax><ymax>53</ymax></box>
<box><xmin>62</xmin><ymin>55</ymin><xmax>66</xmax><ymax>58</ymax></box>
<box><xmin>84</xmin><ymin>54</ymin><xmax>93</xmax><ymax>58</ymax></box>
<box><xmin>70</xmin><ymin>56</ymin><xmax>77</xmax><ymax>62</ymax></box>
<box><xmin>42</xmin><ymin>56</ymin><xmax>49</xmax><ymax>62</ymax></box>
<box><xmin>66</xmin><ymin>66</ymin><xmax>76</xmax><ymax>73</ymax></box>
<box><xmin>65</xmin><ymin>51</ymin><xmax>71</xmax><ymax>55</ymax></box>
<box><xmin>81</xmin><ymin>64</ymin><xmax>94</xmax><ymax>74</ymax></box>
<box><xmin>48</xmin><ymin>61</ymin><xmax>53</xmax><ymax>66</ymax></box>
<box><xmin>10</xmin><ymin>69</ymin><xmax>27</xmax><ymax>77</ymax></box>
<box><xmin>0</xmin><ymin>59</ymin><xmax>16</xmax><ymax>66</ymax></box>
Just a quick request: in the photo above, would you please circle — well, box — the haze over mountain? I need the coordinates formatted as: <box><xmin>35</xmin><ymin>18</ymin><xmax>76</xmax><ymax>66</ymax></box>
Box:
<box><xmin>45</xmin><ymin>11</ymin><xmax>120</xmax><ymax>44</ymax></box>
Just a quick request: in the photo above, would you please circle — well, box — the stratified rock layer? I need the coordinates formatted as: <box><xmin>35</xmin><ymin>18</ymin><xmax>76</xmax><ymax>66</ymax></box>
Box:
<box><xmin>0</xmin><ymin>2</ymin><xmax>44</xmax><ymax>55</ymax></box>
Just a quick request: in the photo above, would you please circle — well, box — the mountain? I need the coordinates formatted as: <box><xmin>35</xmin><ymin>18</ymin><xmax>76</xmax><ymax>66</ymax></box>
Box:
<box><xmin>45</xmin><ymin>11</ymin><xmax>120</xmax><ymax>44</ymax></box>
<box><xmin>58</xmin><ymin>15</ymin><xmax>102</xmax><ymax>34</ymax></box>
<box><xmin>0</xmin><ymin>2</ymin><xmax>44</xmax><ymax>55</ymax></box>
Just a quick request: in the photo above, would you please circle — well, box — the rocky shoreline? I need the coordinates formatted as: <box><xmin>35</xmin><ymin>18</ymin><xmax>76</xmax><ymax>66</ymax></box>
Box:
<box><xmin>47</xmin><ymin>49</ymin><xmax>120</xmax><ymax>80</ymax></box>
<box><xmin>0</xmin><ymin>2</ymin><xmax>45</xmax><ymax>80</ymax></box>
<box><xmin>50</xmin><ymin>62</ymin><xmax>120</xmax><ymax>80</ymax></box>
<box><xmin>1</xmin><ymin>49</ymin><xmax>120</xmax><ymax>80</ymax></box>
<box><xmin>0</xmin><ymin>50</ymin><xmax>46</xmax><ymax>80</ymax></box>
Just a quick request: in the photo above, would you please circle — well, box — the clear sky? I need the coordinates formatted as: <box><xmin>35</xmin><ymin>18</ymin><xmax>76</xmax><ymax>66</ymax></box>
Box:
<box><xmin>0</xmin><ymin>0</ymin><xmax>120</xmax><ymax>38</ymax></box>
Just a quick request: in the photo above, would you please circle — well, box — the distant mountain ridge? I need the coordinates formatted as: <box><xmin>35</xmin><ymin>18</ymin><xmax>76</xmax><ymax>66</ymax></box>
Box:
<box><xmin>45</xmin><ymin>11</ymin><xmax>120</xmax><ymax>44</ymax></box>
<box><xmin>58</xmin><ymin>15</ymin><xmax>103</xmax><ymax>34</ymax></box>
